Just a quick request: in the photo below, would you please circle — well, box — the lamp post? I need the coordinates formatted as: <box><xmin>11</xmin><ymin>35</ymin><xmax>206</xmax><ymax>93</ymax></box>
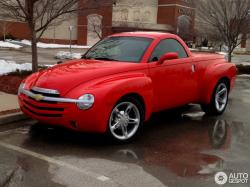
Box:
<box><xmin>69</xmin><ymin>25</ymin><xmax>74</xmax><ymax>54</ymax></box>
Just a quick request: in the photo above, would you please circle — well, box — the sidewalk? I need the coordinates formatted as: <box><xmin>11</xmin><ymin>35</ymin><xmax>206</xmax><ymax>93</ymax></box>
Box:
<box><xmin>0</xmin><ymin>92</ymin><xmax>27</xmax><ymax>125</ymax></box>
<box><xmin>0</xmin><ymin>92</ymin><xmax>19</xmax><ymax>112</ymax></box>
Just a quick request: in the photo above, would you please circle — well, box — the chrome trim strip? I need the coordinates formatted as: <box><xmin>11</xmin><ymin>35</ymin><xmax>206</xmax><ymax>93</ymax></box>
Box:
<box><xmin>20</xmin><ymin>88</ymin><xmax>93</xmax><ymax>104</ymax></box>
<box><xmin>31</xmin><ymin>87</ymin><xmax>60</xmax><ymax>95</ymax></box>
<box><xmin>158</xmin><ymin>4</ymin><xmax>195</xmax><ymax>10</ymax></box>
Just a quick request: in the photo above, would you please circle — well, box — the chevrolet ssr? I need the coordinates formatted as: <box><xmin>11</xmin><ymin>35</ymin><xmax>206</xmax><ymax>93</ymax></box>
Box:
<box><xmin>18</xmin><ymin>32</ymin><xmax>237</xmax><ymax>143</ymax></box>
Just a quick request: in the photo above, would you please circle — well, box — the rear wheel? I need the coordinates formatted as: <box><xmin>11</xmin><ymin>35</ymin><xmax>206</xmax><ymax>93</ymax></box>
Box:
<box><xmin>201</xmin><ymin>80</ymin><xmax>229</xmax><ymax>115</ymax></box>
<box><xmin>107</xmin><ymin>97</ymin><xmax>144</xmax><ymax>143</ymax></box>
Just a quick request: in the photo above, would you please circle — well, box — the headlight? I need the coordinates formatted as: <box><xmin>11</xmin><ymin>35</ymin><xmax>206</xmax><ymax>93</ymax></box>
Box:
<box><xmin>18</xmin><ymin>83</ymin><xmax>25</xmax><ymax>95</ymax></box>
<box><xmin>76</xmin><ymin>94</ymin><xmax>95</xmax><ymax>110</ymax></box>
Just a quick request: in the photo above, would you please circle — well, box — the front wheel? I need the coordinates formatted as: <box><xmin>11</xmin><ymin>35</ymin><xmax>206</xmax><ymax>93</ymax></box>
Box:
<box><xmin>201</xmin><ymin>80</ymin><xmax>229</xmax><ymax>115</ymax></box>
<box><xmin>107</xmin><ymin>97</ymin><xmax>144</xmax><ymax>143</ymax></box>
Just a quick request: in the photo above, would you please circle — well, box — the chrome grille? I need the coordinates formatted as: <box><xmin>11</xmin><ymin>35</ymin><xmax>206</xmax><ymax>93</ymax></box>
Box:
<box><xmin>30</xmin><ymin>87</ymin><xmax>60</xmax><ymax>98</ymax></box>
<box><xmin>22</xmin><ymin>87</ymin><xmax>64</xmax><ymax>117</ymax></box>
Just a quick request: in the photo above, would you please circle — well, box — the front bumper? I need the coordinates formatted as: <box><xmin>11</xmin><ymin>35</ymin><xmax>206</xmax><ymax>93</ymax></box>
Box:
<box><xmin>18</xmin><ymin>88</ymin><xmax>109</xmax><ymax>133</ymax></box>
<box><xmin>19</xmin><ymin>87</ymin><xmax>93</xmax><ymax>106</ymax></box>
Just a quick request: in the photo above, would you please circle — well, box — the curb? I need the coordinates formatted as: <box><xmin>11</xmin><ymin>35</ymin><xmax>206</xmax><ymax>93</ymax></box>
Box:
<box><xmin>0</xmin><ymin>112</ymin><xmax>28</xmax><ymax>125</ymax></box>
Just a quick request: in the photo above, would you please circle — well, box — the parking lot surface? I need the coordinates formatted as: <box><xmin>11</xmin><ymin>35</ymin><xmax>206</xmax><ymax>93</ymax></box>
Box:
<box><xmin>0</xmin><ymin>76</ymin><xmax>249</xmax><ymax>187</ymax></box>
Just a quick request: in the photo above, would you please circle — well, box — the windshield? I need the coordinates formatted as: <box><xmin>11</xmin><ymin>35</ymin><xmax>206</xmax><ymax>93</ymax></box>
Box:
<box><xmin>84</xmin><ymin>36</ymin><xmax>153</xmax><ymax>63</ymax></box>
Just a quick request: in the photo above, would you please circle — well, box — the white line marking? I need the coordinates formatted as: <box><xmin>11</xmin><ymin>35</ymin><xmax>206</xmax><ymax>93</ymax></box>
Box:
<box><xmin>0</xmin><ymin>141</ymin><xmax>111</xmax><ymax>182</ymax></box>
<box><xmin>0</xmin><ymin>127</ymin><xmax>27</xmax><ymax>135</ymax></box>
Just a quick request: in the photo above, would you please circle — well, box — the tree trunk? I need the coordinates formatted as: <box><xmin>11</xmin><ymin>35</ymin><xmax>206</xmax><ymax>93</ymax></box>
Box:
<box><xmin>228</xmin><ymin>51</ymin><xmax>232</xmax><ymax>62</ymax></box>
<box><xmin>31</xmin><ymin>31</ymin><xmax>38</xmax><ymax>72</ymax></box>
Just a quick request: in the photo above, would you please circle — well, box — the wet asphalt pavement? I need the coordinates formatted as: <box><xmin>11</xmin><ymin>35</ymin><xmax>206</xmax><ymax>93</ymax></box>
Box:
<box><xmin>0</xmin><ymin>76</ymin><xmax>250</xmax><ymax>187</ymax></box>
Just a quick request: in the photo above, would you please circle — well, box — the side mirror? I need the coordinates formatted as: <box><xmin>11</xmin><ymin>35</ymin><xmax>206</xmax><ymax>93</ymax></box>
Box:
<box><xmin>157</xmin><ymin>52</ymin><xmax>178</xmax><ymax>64</ymax></box>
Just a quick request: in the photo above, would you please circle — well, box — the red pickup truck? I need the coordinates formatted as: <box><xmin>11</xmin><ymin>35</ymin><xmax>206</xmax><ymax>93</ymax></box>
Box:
<box><xmin>18</xmin><ymin>32</ymin><xmax>237</xmax><ymax>143</ymax></box>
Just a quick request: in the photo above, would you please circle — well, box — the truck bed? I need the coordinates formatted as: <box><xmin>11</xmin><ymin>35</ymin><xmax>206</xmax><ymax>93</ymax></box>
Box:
<box><xmin>191</xmin><ymin>52</ymin><xmax>226</xmax><ymax>62</ymax></box>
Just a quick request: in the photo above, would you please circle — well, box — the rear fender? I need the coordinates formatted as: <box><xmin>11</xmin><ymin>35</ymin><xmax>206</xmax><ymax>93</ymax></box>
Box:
<box><xmin>200</xmin><ymin>62</ymin><xmax>236</xmax><ymax>104</ymax></box>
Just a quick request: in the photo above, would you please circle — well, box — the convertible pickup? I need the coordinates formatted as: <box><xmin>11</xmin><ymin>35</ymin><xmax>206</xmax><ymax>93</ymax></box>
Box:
<box><xmin>18</xmin><ymin>32</ymin><xmax>237</xmax><ymax>143</ymax></box>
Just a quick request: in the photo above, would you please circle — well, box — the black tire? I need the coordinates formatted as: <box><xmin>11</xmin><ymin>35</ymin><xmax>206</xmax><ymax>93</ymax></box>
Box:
<box><xmin>106</xmin><ymin>97</ymin><xmax>144</xmax><ymax>144</ymax></box>
<box><xmin>201</xmin><ymin>79</ymin><xmax>229</xmax><ymax>115</ymax></box>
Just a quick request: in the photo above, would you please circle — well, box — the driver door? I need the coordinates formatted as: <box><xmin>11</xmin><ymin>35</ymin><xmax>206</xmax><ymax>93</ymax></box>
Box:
<box><xmin>148</xmin><ymin>39</ymin><xmax>197</xmax><ymax>112</ymax></box>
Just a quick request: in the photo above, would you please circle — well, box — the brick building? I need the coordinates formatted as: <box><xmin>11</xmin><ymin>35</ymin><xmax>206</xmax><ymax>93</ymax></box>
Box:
<box><xmin>0</xmin><ymin>0</ymin><xmax>196</xmax><ymax>45</ymax></box>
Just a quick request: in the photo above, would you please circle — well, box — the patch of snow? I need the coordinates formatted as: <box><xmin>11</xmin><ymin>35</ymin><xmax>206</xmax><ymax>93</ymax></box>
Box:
<box><xmin>238</xmin><ymin>74</ymin><xmax>250</xmax><ymax>78</ymax></box>
<box><xmin>198</xmin><ymin>163</ymin><xmax>220</xmax><ymax>175</ymax></box>
<box><xmin>201</xmin><ymin>47</ymin><xmax>214</xmax><ymax>50</ymax></box>
<box><xmin>182</xmin><ymin>111</ymin><xmax>205</xmax><ymax>120</ymax></box>
<box><xmin>6</xmin><ymin>39</ymin><xmax>27</xmax><ymax>47</ymax></box>
<box><xmin>238</xmin><ymin>62</ymin><xmax>250</xmax><ymax>66</ymax></box>
<box><xmin>42</xmin><ymin>64</ymin><xmax>54</xmax><ymax>68</ymax></box>
<box><xmin>55</xmin><ymin>51</ymin><xmax>82</xmax><ymax>60</ymax></box>
<box><xmin>0</xmin><ymin>60</ymin><xmax>31</xmax><ymax>75</ymax></box>
<box><xmin>0</xmin><ymin>41</ymin><xmax>22</xmax><ymax>49</ymax></box>
<box><xmin>201</xmin><ymin>47</ymin><xmax>209</xmax><ymax>50</ymax></box>
<box><xmin>20</xmin><ymin>40</ymin><xmax>90</xmax><ymax>49</ymax></box>
<box><xmin>216</xmin><ymin>51</ymin><xmax>228</xmax><ymax>56</ymax></box>
<box><xmin>189</xmin><ymin>48</ymin><xmax>199</xmax><ymax>51</ymax></box>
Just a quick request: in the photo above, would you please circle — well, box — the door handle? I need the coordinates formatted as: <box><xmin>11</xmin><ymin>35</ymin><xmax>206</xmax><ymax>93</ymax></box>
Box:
<box><xmin>191</xmin><ymin>64</ymin><xmax>196</xmax><ymax>73</ymax></box>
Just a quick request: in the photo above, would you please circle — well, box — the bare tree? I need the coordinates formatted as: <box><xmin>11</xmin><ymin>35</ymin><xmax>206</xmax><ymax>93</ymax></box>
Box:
<box><xmin>197</xmin><ymin>0</ymin><xmax>250</xmax><ymax>62</ymax></box>
<box><xmin>177</xmin><ymin>15</ymin><xmax>194</xmax><ymax>42</ymax></box>
<box><xmin>0</xmin><ymin>0</ymin><xmax>82</xmax><ymax>72</ymax></box>
<box><xmin>0</xmin><ymin>0</ymin><xmax>108</xmax><ymax>72</ymax></box>
<box><xmin>195</xmin><ymin>20</ymin><xmax>224</xmax><ymax>50</ymax></box>
<box><xmin>87</xmin><ymin>14</ymin><xmax>103</xmax><ymax>40</ymax></box>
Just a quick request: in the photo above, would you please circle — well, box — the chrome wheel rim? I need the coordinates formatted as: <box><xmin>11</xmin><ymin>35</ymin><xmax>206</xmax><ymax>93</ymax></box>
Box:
<box><xmin>215</xmin><ymin>83</ymin><xmax>228</xmax><ymax>112</ymax></box>
<box><xmin>109</xmin><ymin>102</ymin><xmax>140</xmax><ymax>140</ymax></box>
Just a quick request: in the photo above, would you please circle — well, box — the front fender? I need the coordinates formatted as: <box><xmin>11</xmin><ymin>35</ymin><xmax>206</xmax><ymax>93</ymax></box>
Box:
<box><xmin>200</xmin><ymin>62</ymin><xmax>236</xmax><ymax>104</ymax></box>
<box><xmin>100</xmin><ymin>75</ymin><xmax>153</xmax><ymax>121</ymax></box>
<box><xmin>65</xmin><ymin>73</ymin><xmax>153</xmax><ymax>132</ymax></box>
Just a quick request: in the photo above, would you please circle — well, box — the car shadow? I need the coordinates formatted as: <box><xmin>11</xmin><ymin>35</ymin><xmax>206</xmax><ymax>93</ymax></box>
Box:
<box><xmin>27</xmin><ymin>105</ymin><xmax>193</xmax><ymax>146</ymax></box>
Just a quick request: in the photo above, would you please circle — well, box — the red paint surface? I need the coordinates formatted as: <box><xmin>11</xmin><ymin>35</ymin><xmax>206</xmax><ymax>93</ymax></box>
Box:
<box><xmin>19</xmin><ymin>32</ymin><xmax>237</xmax><ymax>133</ymax></box>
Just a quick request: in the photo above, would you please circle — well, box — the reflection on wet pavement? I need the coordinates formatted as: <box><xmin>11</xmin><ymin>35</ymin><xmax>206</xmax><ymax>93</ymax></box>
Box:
<box><xmin>0</xmin><ymin>77</ymin><xmax>250</xmax><ymax>186</ymax></box>
<box><xmin>0</xmin><ymin>109</ymin><xmax>247</xmax><ymax>186</ymax></box>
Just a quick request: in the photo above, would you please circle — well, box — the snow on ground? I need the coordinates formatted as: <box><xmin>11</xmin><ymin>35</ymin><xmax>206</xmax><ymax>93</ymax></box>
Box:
<box><xmin>201</xmin><ymin>47</ymin><xmax>214</xmax><ymax>50</ymax></box>
<box><xmin>18</xmin><ymin>40</ymin><xmax>90</xmax><ymax>49</ymax></box>
<box><xmin>0</xmin><ymin>41</ymin><xmax>22</xmax><ymax>49</ymax></box>
<box><xmin>216</xmin><ymin>51</ymin><xmax>228</xmax><ymax>56</ymax></box>
<box><xmin>189</xmin><ymin>48</ymin><xmax>199</xmax><ymax>51</ymax></box>
<box><xmin>238</xmin><ymin>62</ymin><xmax>250</xmax><ymax>66</ymax></box>
<box><xmin>238</xmin><ymin>74</ymin><xmax>250</xmax><ymax>78</ymax></box>
<box><xmin>0</xmin><ymin>60</ymin><xmax>31</xmax><ymax>75</ymax></box>
<box><xmin>55</xmin><ymin>51</ymin><xmax>82</xmax><ymax>60</ymax></box>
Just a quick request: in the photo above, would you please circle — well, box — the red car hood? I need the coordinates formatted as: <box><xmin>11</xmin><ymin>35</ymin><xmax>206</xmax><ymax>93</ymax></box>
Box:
<box><xmin>31</xmin><ymin>59</ymin><xmax>142</xmax><ymax>96</ymax></box>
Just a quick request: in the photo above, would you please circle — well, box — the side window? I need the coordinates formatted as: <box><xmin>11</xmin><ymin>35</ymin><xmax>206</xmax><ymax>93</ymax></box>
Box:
<box><xmin>149</xmin><ymin>39</ymin><xmax>188</xmax><ymax>62</ymax></box>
